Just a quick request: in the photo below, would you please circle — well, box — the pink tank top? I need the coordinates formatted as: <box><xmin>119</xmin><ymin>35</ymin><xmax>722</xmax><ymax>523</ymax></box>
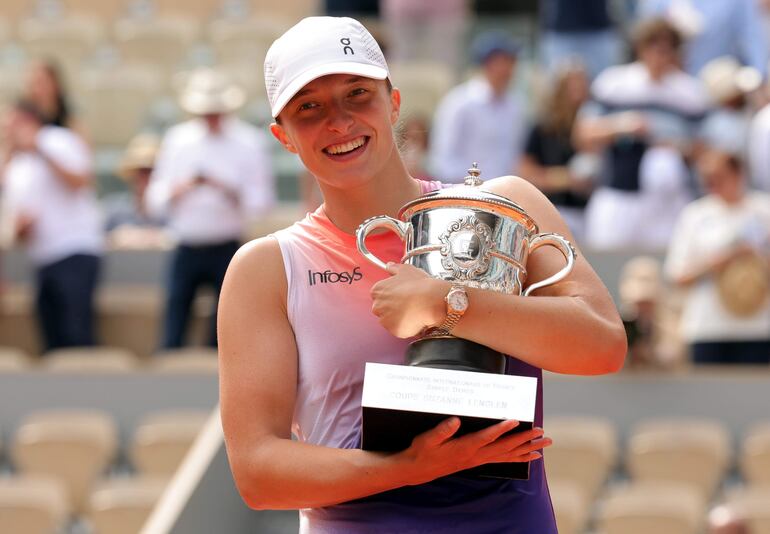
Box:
<box><xmin>272</xmin><ymin>180</ymin><xmax>442</xmax><ymax>449</ymax></box>
<box><xmin>272</xmin><ymin>180</ymin><xmax>555</xmax><ymax>533</ymax></box>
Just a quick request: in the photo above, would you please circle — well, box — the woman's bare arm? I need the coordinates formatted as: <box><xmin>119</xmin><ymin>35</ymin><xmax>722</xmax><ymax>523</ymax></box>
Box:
<box><xmin>371</xmin><ymin>176</ymin><xmax>627</xmax><ymax>375</ymax></box>
<box><xmin>218</xmin><ymin>237</ymin><xmax>549</xmax><ymax>510</ymax></box>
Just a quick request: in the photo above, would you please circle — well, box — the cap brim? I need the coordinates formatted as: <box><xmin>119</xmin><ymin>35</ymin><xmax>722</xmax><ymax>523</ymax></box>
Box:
<box><xmin>271</xmin><ymin>61</ymin><xmax>388</xmax><ymax>118</ymax></box>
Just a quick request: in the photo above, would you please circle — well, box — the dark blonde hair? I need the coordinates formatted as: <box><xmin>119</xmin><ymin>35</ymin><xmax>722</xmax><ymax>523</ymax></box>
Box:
<box><xmin>632</xmin><ymin>17</ymin><xmax>683</xmax><ymax>51</ymax></box>
<box><xmin>540</xmin><ymin>64</ymin><xmax>587</xmax><ymax>136</ymax></box>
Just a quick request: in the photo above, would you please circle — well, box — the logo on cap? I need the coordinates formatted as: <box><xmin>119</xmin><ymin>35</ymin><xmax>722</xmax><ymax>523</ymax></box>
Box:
<box><xmin>340</xmin><ymin>37</ymin><xmax>354</xmax><ymax>55</ymax></box>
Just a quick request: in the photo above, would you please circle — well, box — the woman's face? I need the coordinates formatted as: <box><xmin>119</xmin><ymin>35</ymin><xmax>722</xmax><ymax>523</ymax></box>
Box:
<box><xmin>638</xmin><ymin>38</ymin><xmax>679</xmax><ymax>76</ymax></box>
<box><xmin>271</xmin><ymin>74</ymin><xmax>400</xmax><ymax>190</ymax></box>
<box><xmin>26</xmin><ymin>64</ymin><xmax>59</xmax><ymax>105</ymax></box>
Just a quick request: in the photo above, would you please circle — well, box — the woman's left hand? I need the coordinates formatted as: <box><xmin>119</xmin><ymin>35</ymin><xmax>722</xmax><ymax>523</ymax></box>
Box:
<box><xmin>370</xmin><ymin>263</ymin><xmax>448</xmax><ymax>338</ymax></box>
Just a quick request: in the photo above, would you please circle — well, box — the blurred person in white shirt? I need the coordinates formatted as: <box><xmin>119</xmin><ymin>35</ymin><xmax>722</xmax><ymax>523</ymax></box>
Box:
<box><xmin>665</xmin><ymin>149</ymin><xmax>770</xmax><ymax>364</ymax></box>
<box><xmin>574</xmin><ymin>18</ymin><xmax>709</xmax><ymax>251</ymax></box>
<box><xmin>146</xmin><ymin>68</ymin><xmax>275</xmax><ymax>349</ymax></box>
<box><xmin>699</xmin><ymin>56</ymin><xmax>762</xmax><ymax>158</ymax></box>
<box><xmin>1</xmin><ymin>99</ymin><xmax>102</xmax><ymax>351</ymax></box>
<box><xmin>428</xmin><ymin>31</ymin><xmax>525</xmax><ymax>183</ymax></box>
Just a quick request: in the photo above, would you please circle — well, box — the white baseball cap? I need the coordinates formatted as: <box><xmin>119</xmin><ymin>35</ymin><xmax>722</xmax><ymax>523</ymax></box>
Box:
<box><xmin>264</xmin><ymin>16</ymin><xmax>389</xmax><ymax>118</ymax></box>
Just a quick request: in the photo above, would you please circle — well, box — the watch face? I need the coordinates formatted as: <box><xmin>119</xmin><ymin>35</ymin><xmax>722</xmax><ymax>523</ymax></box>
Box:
<box><xmin>447</xmin><ymin>288</ymin><xmax>469</xmax><ymax>312</ymax></box>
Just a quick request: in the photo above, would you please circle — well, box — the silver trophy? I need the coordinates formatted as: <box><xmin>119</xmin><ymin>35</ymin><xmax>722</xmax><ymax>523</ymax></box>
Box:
<box><xmin>356</xmin><ymin>163</ymin><xmax>576</xmax><ymax>374</ymax></box>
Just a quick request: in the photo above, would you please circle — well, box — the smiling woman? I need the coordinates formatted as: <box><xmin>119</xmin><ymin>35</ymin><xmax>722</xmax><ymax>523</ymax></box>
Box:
<box><xmin>217</xmin><ymin>15</ymin><xmax>626</xmax><ymax>534</ymax></box>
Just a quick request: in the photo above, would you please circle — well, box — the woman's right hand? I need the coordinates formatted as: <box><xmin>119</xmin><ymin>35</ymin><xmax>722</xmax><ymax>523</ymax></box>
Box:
<box><xmin>396</xmin><ymin>418</ymin><xmax>551</xmax><ymax>486</ymax></box>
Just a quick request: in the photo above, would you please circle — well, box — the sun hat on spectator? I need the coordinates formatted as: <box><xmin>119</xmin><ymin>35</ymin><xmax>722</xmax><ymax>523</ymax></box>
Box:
<box><xmin>264</xmin><ymin>16</ymin><xmax>390</xmax><ymax>118</ymax></box>
<box><xmin>619</xmin><ymin>256</ymin><xmax>662</xmax><ymax>305</ymax></box>
<box><xmin>700</xmin><ymin>56</ymin><xmax>761</xmax><ymax>104</ymax></box>
<box><xmin>179</xmin><ymin>67</ymin><xmax>246</xmax><ymax>115</ymax></box>
<box><xmin>117</xmin><ymin>134</ymin><xmax>160</xmax><ymax>181</ymax></box>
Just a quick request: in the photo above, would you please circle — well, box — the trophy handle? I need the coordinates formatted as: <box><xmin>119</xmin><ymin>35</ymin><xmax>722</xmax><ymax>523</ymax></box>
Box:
<box><xmin>356</xmin><ymin>215</ymin><xmax>411</xmax><ymax>271</ymax></box>
<box><xmin>523</xmin><ymin>232</ymin><xmax>577</xmax><ymax>296</ymax></box>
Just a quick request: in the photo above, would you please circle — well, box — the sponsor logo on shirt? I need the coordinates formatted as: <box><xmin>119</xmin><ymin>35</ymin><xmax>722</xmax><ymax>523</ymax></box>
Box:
<box><xmin>308</xmin><ymin>267</ymin><xmax>363</xmax><ymax>286</ymax></box>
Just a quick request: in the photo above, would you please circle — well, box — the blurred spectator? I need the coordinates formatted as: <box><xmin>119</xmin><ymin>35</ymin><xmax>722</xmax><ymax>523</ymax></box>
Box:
<box><xmin>519</xmin><ymin>63</ymin><xmax>595</xmax><ymax>240</ymax></box>
<box><xmin>708</xmin><ymin>504</ymin><xmax>750</xmax><ymax>534</ymax></box>
<box><xmin>574</xmin><ymin>18</ymin><xmax>709</xmax><ymax>251</ymax></box>
<box><xmin>1</xmin><ymin>100</ymin><xmax>102</xmax><ymax>351</ymax></box>
<box><xmin>104</xmin><ymin>133</ymin><xmax>170</xmax><ymax>249</ymax></box>
<box><xmin>400</xmin><ymin>115</ymin><xmax>434</xmax><ymax>181</ymax></box>
<box><xmin>382</xmin><ymin>0</ymin><xmax>468</xmax><ymax>74</ymax></box>
<box><xmin>324</xmin><ymin>0</ymin><xmax>378</xmax><ymax>17</ymax></box>
<box><xmin>699</xmin><ymin>56</ymin><xmax>762</xmax><ymax>157</ymax></box>
<box><xmin>638</xmin><ymin>0</ymin><xmax>768</xmax><ymax>78</ymax></box>
<box><xmin>664</xmin><ymin>150</ymin><xmax>770</xmax><ymax>364</ymax></box>
<box><xmin>619</xmin><ymin>256</ymin><xmax>685</xmax><ymax>369</ymax></box>
<box><xmin>146</xmin><ymin>68</ymin><xmax>275</xmax><ymax>349</ymax></box>
<box><xmin>429</xmin><ymin>31</ymin><xmax>524</xmax><ymax>182</ymax></box>
<box><xmin>23</xmin><ymin>60</ymin><xmax>86</xmax><ymax>139</ymax></box>
<box><xmin>539</xmin><ymin>0</ymin><xmax>623</xmax><ymax>80</ymax></box>
<box><xmin>747</xmin><ymin>81</ymin><xmax>770</xmax><ymax>193</ymax></box>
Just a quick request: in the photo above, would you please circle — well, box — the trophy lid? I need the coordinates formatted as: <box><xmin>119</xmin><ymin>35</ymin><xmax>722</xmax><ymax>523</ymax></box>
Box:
<box><xmin>400</xmin><ymin>163</ymin><xmax>538</xmax><ymax>232</ymax></box>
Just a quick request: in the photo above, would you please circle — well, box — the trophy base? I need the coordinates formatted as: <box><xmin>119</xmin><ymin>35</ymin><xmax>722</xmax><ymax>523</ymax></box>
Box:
<box><xmin>406</xmin><ymin>336</ymin><xmax>506</xmax><ymax>374</ymax></box>
<box><xmin>361</xmin><ymin>363</ymin><xmax>537</xmax><ymax>480</ymax></box>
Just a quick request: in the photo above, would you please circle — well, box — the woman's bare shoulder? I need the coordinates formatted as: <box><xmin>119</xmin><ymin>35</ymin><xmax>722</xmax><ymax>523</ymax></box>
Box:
<box><xmin>482</xmin><ymin>175</ymin><xmax>571</xmax><ymax>235</ymax></box>
<box><xmin>224</xmin><ymin>236</ymin><xmax>288</xmax><ymax>300</ymax></box>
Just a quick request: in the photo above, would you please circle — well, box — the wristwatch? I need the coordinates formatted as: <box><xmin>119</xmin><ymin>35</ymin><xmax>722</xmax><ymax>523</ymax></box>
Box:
<box><xmin>435</xmin><ymin>284</ymin><xmax>469</xmax><ymax>335</ymax></box>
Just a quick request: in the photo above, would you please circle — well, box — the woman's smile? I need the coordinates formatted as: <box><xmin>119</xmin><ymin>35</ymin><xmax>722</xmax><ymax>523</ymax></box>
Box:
<box><xmin>322</xmin><ymin>135</ymin><xmax>370</xmax><ymax>161</ymax></box>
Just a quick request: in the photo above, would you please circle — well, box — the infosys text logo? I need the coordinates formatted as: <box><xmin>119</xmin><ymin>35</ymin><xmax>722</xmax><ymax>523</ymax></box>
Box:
<box><xmin>308</xmin><ymin>267</ymin><xmax>363</xmax><ymax>286</ymax></box>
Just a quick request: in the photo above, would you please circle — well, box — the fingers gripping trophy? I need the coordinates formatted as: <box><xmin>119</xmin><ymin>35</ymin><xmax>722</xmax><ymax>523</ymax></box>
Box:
<box><xmin>357</xmin><ymin>163</ymin><xmax>577</xmax><ymax>374</ymax></box>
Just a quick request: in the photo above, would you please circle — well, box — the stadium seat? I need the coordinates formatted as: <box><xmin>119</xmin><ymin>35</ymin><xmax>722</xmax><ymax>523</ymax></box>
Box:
<box><xmin>388</xmin><ymin>61</ymin><xmax>454</xmax><ymax>120</ymax></box>
<box><xmin>741</xmin><ymin>422</ymin><xmax>770</xmax><ymax>486</ymax></box>
<box><xmin>130</xmin><ymin>411</ymin><xmax>209</xmax><ymax>476</ymax></box>
<box><xmin>544</xmin><ymin>415</ymin><xmax>618</xmax><ymax>498</ymax></box>
<box><xmin>548</xmin><ymin>479</ymin><xmax>590</xmax><ymax>534</ymax></box>
<box><xmin>60</xmin><ymin>0</ymin><xmax>130</xmax><ymax>24</ymax></box>
<box><xmin>0</xmin><ymin>347</ymin><xmax>32</xmax><ymax>371</ymax></box>
<box><xmin>0</xmin><ymin>475</ymin><xmax>69</xmax><ymax>534</ymax></box>
<box><xmin>596</xmin><ymin>482</ymin><xmax>705</xmax><ymax>534</ymax></box>
<box><xmin>114</xmin><ymin>17</ymin><xmax>200</xmax><ymax>70</ymax></box>
<box><xmin>0</xmin><ymin>0</ymin><xmax>37</xmax><ymax>25</ymax></box>
<box><xmin>42</xmin><ymin>347</ymin><xmax>140</xmax><ymax>373</ymax></box>
<box><xmin>18</xmin><ymin>16</ymin><xmax>104</xmax><ymax>76</ymax></box>
<box><xmin>151</xmin><ymin>348</ymin><xmax>219</xmax><ymax>373</ymax></box>
<box><xmin>98</xmin><ymin>286</ymin><xmax>163</xmax><ymax>360</ymax></box>
<box><xmin>208</xmin><ymin>17</ymin><xmax>291</xmax><ymax>66</ymax></box>
<box><xmin>155</xmin><ymin>0</ymin><xmax>223</xmax><ymax>20</ymax></box>
<box><xmin>627</xmin><ymin>417</ymin><xmax>731</xmax><ymax>500</ymax></box>
<box><xmin>725</xmin><ymin>486</ymin><xmax>770</xmax><ymax>534</ymax></box>
<box><xmin>86</xmin><ymin>476</ymin><xmax>167</xmax><ymax>534</ymax></box>
<box><xmin>11</xmin><ymin>410</ymin><xmax>118</xmax><ymax>512</ymax></box>
<box><xmin>0</xmin><ymin>17</ymin><xmax>9</xmax><ymax>46</ymax></box>
<box><xmin>249</xmin><ymin>0</ymin><xmax>320</xmax><ymax>20</ymax></box>
<box><xmin>75</xmin><ymin>64</ymin><xmax>164</xmax><ymax>146</ymax></box>
<box><xmin>0</xmin><ymin>286</ymin><xmax>40</xmax><ymax>358</ymax></box>
<box><xmin>0</xmin><ymin>64</ymin><xmax>26</xmax><ymax>108</ymax></box>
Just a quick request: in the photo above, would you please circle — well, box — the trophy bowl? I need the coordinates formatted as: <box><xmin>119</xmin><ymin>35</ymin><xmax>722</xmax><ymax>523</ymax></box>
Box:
<box><xmin>356</xmin><ymin>164</ymin><xmax>577</xmax><ymax>374</ymax></box>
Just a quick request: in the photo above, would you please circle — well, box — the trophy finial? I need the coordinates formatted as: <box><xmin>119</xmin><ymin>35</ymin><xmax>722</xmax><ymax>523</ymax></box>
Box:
<box><xmin>464</xmin><ymin>162</ymin><xmax>483</xmax><ymax>187</ymax></box>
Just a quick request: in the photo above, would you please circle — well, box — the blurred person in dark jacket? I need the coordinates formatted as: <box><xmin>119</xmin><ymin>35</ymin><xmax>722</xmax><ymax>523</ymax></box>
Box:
<box><xmin>520</xmin><ymin>62</ymin><xmax>596</xmax><ymax>242</ymax></box>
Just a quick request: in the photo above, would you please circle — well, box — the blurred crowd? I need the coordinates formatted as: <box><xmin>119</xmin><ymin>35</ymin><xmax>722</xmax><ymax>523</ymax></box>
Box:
<box><xmin>0</xmin><ymin>0</ymin><xmax>769</xmax><ymax>369</ymax></box>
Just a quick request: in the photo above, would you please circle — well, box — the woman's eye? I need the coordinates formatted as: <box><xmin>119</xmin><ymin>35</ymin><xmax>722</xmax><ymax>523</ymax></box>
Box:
<box><xmin>298</xmin><ymin>101</ymin><xmax>318</xmax><ymax>111</ymax></box>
